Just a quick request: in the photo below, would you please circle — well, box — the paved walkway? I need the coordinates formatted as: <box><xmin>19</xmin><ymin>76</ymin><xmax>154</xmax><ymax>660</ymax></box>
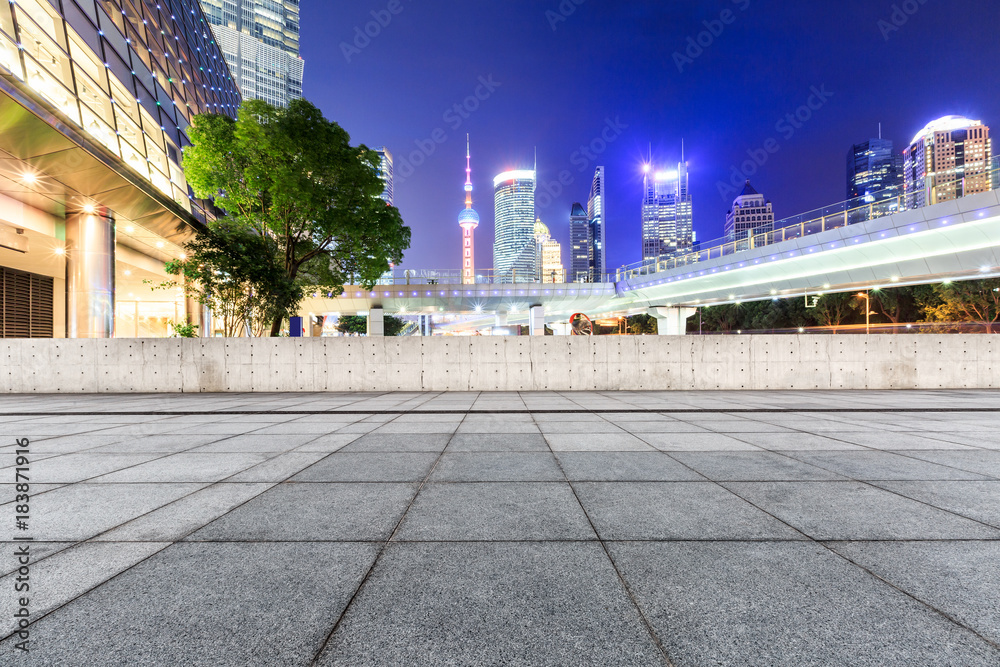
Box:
<box><xmin>2</xmin><ymin>391</ymin><xmax>999</xmax><ymax>665</ymax></box>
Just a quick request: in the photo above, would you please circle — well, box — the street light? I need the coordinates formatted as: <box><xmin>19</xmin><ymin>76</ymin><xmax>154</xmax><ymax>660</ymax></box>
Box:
<box><xmin>856</xmin><ymin>290</ymin><xmax>877</xmax><ymax>335</ymax></box>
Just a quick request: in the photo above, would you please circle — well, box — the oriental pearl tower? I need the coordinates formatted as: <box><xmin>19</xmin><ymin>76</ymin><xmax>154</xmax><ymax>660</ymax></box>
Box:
<box><xmin>458</xmin><ymin>134</ymin><xmax>480</xmax><ymax>285</ymax></box>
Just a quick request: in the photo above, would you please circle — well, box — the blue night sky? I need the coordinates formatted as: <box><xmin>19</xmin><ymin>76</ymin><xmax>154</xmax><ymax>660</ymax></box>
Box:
<box><xmin>301</xmin><ymin>0</ymin><xmax>1000</xmax><ymax>273</ymax></box>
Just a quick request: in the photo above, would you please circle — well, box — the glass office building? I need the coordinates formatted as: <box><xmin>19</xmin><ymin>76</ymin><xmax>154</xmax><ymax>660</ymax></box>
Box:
<box><xmin>641</xmin><ymin>160</ymin><xmax>693</xmax><ymax>262</ymax></box>
<box><xmin>847</xmin><ymin>138</ymin><xmax>903</xmax><ymax>201</ymax></box>
<box><xmin>0</xmin><ymin>0</ymin><xmax>241</xmax><ymax>339</ymax></box>
<box><xmin>373</xmin><ymin>146</ymin><xmax>393</xmax><ymax>206</ymax></box>
<box><xmin>200</xmin><ymin>0</ymin><xmax>303</xmax><ymax>107</ymax></box>
<box><xmin>587</xmin><ymin>166</ymin><xmax>605</xmax><ymax>279</ymax></box>
<box><xmin>493</xmin><ymin>169</ymin><xmax>536</xmax><ymax>283</ymax></box>
<box><xmin>569</xmin><ymin>202</ymin><xmax>591</xmax><ymax>282</ymax></box>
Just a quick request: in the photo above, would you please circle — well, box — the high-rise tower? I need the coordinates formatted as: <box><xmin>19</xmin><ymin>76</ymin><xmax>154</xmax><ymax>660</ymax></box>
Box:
<box><xmin>458</xmin><ymin>136</ymin><xmax>480</xmax><ymax>284</ymax></box>
<box><xmin>494</xmin><ymin>168</ymin><xmax>537</xmax><ymax>282</ymax></box>
<box><xmin>588</xmin><ymin>167</ymin><xmax>606</xmax><ymax>279</ymax></box>
<box><xmin>201</xmin><ymin>0</ymin><xmax>304</xmax><ymax>107</ymax></box>
<box><xmin>373</xmin><ymin>147</ymin><xmax>394</xmax><ymax>206</ymax></box>
<box><xmin>904</xmin><ymin>116</ymin><xmax>992</xmax><ymax>209</ymax></box>
<box><xmin>641</xmin><ymin>154</ymin><xmax>693</xmax><ymax>262</ymax></box>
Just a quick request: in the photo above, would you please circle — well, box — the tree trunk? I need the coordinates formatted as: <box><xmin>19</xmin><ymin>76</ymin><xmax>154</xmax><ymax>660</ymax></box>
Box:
<box><xmin>269</xmin><ymin>315</ymin><xmax>283</xmax><ymax>337</ymax></box>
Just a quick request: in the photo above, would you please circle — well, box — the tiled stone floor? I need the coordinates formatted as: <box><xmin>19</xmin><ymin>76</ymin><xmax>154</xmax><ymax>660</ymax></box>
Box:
<box><xmin>1</xmin><ymin>390</ymin><xmax>999</xmax><ymax>665</ymax></box>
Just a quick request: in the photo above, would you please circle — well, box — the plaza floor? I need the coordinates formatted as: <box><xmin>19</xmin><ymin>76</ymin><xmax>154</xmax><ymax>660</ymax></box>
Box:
<box><xmin>2</xmin><ymin>390</ymin><xmax>999</xmax><ymax>665</ymax></box>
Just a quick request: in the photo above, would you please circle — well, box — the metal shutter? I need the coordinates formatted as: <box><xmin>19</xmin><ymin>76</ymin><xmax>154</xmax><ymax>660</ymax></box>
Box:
<box><xmin>1</xmin><ymin>268</ymin><xmax>53</xmax><ymax>338</ymax></box>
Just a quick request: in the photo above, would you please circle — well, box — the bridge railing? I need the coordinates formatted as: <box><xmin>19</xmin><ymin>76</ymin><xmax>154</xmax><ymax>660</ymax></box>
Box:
<box><xmin>617</xmin><ymin>163</ymin><xmax>1000</xmax><ymax>281</ymax></box>
<box><xmin>366</xmin><ymin>268</ymin><xmax>618</xmax><ymax>287</ymax></box>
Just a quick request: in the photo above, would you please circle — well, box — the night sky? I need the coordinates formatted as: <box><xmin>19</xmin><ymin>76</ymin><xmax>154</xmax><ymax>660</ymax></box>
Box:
<box><xmin>301</xmin><ymin>0</ymin><xmax>1000</xmax><ymax>273</ymax></box>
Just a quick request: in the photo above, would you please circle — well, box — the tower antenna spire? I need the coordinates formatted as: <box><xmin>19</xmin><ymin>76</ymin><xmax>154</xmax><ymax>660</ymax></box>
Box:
<box><xmin>681</xmin><ymin>138</ymin><xmax>685</xmax><ymax>163</ymax></box>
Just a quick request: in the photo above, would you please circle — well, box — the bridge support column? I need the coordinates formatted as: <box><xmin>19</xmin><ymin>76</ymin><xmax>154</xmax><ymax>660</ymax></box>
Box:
<box><xmin>367</xmin><ymin>307</ymin><xmax>384</xmax><ymax>336</ymax></box>
<box><xmin>529</xmin><ymin>305</ymin><xmax>545</xmax><ymax>336</ymax></box>
<box><xmin>550</xmin><ymin>322</ymin><xmax>569</xmax><ymax>336</ymax></box>
<box><xmin>418</xmin><ymin>314</ymin><xmax>432</xmax><ymax>336</ymax></box>
<box><xmin>648</xmin><ymin>307</ymin><xmax>697</xmax><ymax>336</ymax></box>
<box><xmin>495</xmin><ymin>311</ymin><xmax>508</xmax><ymax>327</ymax></box>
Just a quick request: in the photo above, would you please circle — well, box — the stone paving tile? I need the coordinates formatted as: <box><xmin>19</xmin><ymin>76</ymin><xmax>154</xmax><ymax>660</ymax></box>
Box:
<box><xmin>640</xmin><ymin>432</ymin><xmax>763</xmax><ymax>451</ymax></box>
<box><xmin>23</xmin><ymin>482</ymin><xmax>207</xmax><ymax>541</ymax></box>
<box><xmin>0</xmin><ymin>541</ymin><xmax>168</xmax><ymax>636</ymax></box>
<box><xmin>779</xmin><ymin>450</ymin><xmax>993</xmax><ymax>481</ymax></box>
<box><xmin>295</xmin><ymin>434</ymin><xmax>363</xmax><ymax>452</ymax></box>
<box><xmin>394</xmin><ymin>483</ymin><xmax>595</xmax><ymax>541</ymax></box>
<box><xmin>223</xmin><ymin>454</ymin><xmax>329</xmax><ymax>482</ymax></box>
<box><xmin>292</xmin><ymin>453</ymin><xmax>439</xmax><ymax>483</ymax></box>
<box><xmin>574</xmin><ymin>482</ymin><xmax>804</xmax><ymax>541</ymax></box>
<box><xmin>608</xmin><ymin>541</ymin><xmax>1000</xmax><ymax>666</ymax></box>
<box><xmin>896</xmin><ymin>449</ymin><xmax>1000</xmax><ymax>478</ymax></box>
<box><xmin>94</xmin><ymin>483</ymin><xmax>274</xmax><ymax>541</ymax></box>
<box><xmin>0</xmin><ymin>541</ymin><xmax>75</xmax><ymax>578</ymax></box>
<box><xmin>340</xmin><ymin>433</ymin><xmax>452</xmax><ymax>452</ymax></box>
<box><xmin>829</xmin><ymin>540</ymin><xmax>1000</xmax><ymax>645</ymax></box>
<box><xmin>724</xmin><ymin>481</ymin><xmax>1000</xmax><ymax>540</ymax></box>
<box><xmin>0</xmin><ymin>452</ymin><xmax>164</xmax><ymax>483</ymax></box>
<box><xmin>315</xmin><ymin>542</ymin><xmax>664</xmax><ymax>666</ymax></box>
<box><xmin>91</xmin><ymin>453</ymin><xmax>274</xmax><ymax>483</ymax></box>
<box><xmin>554</xmin><ymin>452</ymin><xmax>705</xmax><ymax>482</ymax></box>
<box><xmin>727</xmin><ymin>431</ymin><xmax>867</xmax><ymax>450</ymax></box>
<box><xmin>428</xmin><ymin>452</ymin><xmax>564</xmax><ymax>482</ymax></box>
<box><xmin>544</xmin><ymin>433</ymin><xmax>654</xmax><ymax>451</ymax></box>
<box><xmin>669</xmin><ymin>451</ymin><xmax>848</xmax><ymax>481</ymax></box>
<box><xmin>0</xmin><ymin>543</ymin><xmax>379</xmax><ymax>666</ymax></box>
<box><xmin>826</xmin><ymin>432</ymin><xmax>979</xmax><ymax>450</ymax></box>
<box><xmin>455</xmin><ymin>421</ymin><xmax>542</xmax><ymax>434</ymax></box>
<box><xmin>537</xmin><ymin>421</ymin><xmax>628</xmax><ymax>434</ymax></box>
<box><xmin>84</xmin><ymin>434</ymin><xmax>225</xmax><ymax>453</ymax></box>
<box><xmin>446</xmin><ymin>433</ymin><xmax>549</xmax><ymax>451</ymax></box>
<box><xmin>189</xmin><ymin>434</ymin><xmax>321</xmax><ymax>452</ymax></box>
<box><xmin>917</xmin><ymin>431</ymin><xmax>1000</xmax><ymax>449</ymax></box>
<box><xmin>371</xmin><ymin>421</ymin><xmax>460</xmax><ymax>434</ymax></box>
<box><xmin>188</xmin><ymin>483</ymin><xmax>418</xmax><ymax>541</ymax></box>
<box><xmin>869</xmin><ymin>480</ymin><xmax>1000</xmax><ymax>528</ymax></box>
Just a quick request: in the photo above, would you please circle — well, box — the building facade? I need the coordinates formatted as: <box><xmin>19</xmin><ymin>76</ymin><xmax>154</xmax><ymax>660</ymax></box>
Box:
<box><xmin>569</xmin><ymin>202</ymin><xmax>591</xmax><ymax>282</ymax></box>
<box><xmin>587</xmin><ymin>167</ymin><xmax>606</xmax><ymax>279</ymax></box>
<box><xmin>904</xmin><ymin>116</ymin><xmax>992</xmax><ymax>210</ymax></box>
<box><xmin>0</xmin><ymin>0</ymin><xmax>241</xmax><ymax>339</ymax></box>
<box><xmin>200</xmin><ymin>0</ymin><xmax>303</xmax><ymax>107</ymax></box>
<box><xmin>458</xmin><ymin>136</ymin><xmax>479</xmax><ymax>284</ymax></box>
<box><xmin>725</xmin><ymin>181</ymin><xmax>774</xmax><ymax>249</ymax></box>
<box><xmin>641</xmin><ymin>160</ymin><xmax>693</xmax><ymax>262</ymax></box>
<box><xmin>373</xmin><ymin>146</ymin><xmax>393</xmax><ymax>206</ymax></box>
<box><xmin>493</xmin><ymin>169</ymin><xmax>536</xmax><ymax>282</ymax></box>
<box><xmin>847</xmin><ymin>138</ymin><xmax>903</xmax><ymax>201</ymax></box>
<box><xmin>533</xmin><ymin>219</ymin><xmax>564</xmax><ymax>284</ymax></box>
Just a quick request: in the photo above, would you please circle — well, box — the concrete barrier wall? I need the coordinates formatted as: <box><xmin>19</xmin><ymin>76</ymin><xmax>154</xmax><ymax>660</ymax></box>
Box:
<box><xmin>1</xmin><ymin>336</ymin><xmax>998</xmax><ymax>393</ymax></box>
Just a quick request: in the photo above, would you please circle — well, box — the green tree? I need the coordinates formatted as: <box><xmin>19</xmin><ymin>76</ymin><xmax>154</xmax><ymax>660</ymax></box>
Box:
<box><xmin>627</xmin><ymin>314</ymin><xmax>658</xmax><ymax>335</ymax></box>
<box><xmin>335</xmin><ymin>315</ymin><xmax>408</xmax><ymax>336</ymax></box>
<box><xmin>925</xmin><ymin>279</ymin><xmax>1000</xmax><ymax>333</ymax></box>
<box><xmin>812</xmin><ymin>292</ymin><xmax>860</xmax><ymax>331</ymax></box>
<box><xmin>149</xmin><ymin>222</ymin><xmax>297</xmax><ymax>337</ymax></box>
<box><xmin>183</xmin><ymin>99</ymin><xmax>411</xmax><ymax>336</ymax></box>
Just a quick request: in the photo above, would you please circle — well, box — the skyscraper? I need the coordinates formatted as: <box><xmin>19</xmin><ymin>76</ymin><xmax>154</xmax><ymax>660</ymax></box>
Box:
<box><xmin>641</xmin><ymin>158</ymin><xmax>693</xmax><ymax>262</ymax></box>
<box><xmin>201</xmin><ymin>0</ymin><xmax>304</xmax><ymax>107</ymax></box>
<box><xmin>372</xmin><ymin>147</ymin><xmax>393</xmax><ymax>205</ymax></box>
<box><xmin>725</xmin><ymin>181</ymin><xmax>774</xmax><ymax>249</ymax></box>
<box><xmin>904</xmin><ymin>116</ymin><xmax>992</xmax><ymax>209</ymax></box>
<box><xmin>534</xmin><ymin>220</ymin><xmax>565</xmax><ymax>283</ymax></box>
<box><xmin>493</xmin><ymin>169</ymin><xmax>537</xmax><ymax>282</ymax></box>
<box><xmin>458</xmin><ymin>136</ymin><xmax>480</xmax><ymax>285</ymax></box>
<box><xmin>588</xmin><ymin>167</ymin><xmax>606</xmax><ymax>279</ymax></box>
<box><xmin>569</xmin><ymin>203</ymin><xmax>591</xmax><ymax>282</ymax></box>
<box><xmin>848</xmin><ymin>138</ymin><xmax>904</xmax><ymax>201</ymax></box>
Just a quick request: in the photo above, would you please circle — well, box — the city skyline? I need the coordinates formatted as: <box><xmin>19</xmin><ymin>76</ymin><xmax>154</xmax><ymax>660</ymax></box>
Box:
<box><xmin>305</xmin><ymin>1</ymin><xmax>1000</xmax><ymax>274</ymax></box>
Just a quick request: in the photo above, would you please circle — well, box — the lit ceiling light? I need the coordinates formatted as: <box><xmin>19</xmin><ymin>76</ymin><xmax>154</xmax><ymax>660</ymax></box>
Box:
<box><xmin>83</xmin><ymin>204</ymin><xmax>96</xmax><ymax>214</ymax></box>
<box><xmin>890</xmin><ymin>276</ymin><xmax>900</xmax><ymax>282</ymax></box>
<box><xmin>125</xmin><ymin>226</ymin><xmax>135</xmax><ymax>233</ymax></box>
<box><xmin>770</xmin><ymin>289</ymin><xmax>777</xmax><ymax>295</ymax></box>
<box><xmin>54</xmin><ymin>247</ymin><xmax>64</xmax><ymax>255</ymax></box>
<box><xmin>980</xmin><ymin>266</ymin><xmax>991</xmax><ymax>273</ymax></box>
<box><xmin>155</xmin><ymin>241</ymin><xmax>164</xmax><ymax>248</ymax></box>
<box><xmin>21</xmin><ymin>172</ymin><xmax>37</xmax><ymax>184</ymax></box>
<box><xmin>823</xmin><ymin>283</ymin><xmax>830</xmax><ymax>289</ymax></box>
<box><xmin>124</xmin><ymin>270</ymin><xmax>132</xmax><ymax>276</ymax></box>
<box><xmin>179</xmin><ymin>253</ymin><xmax>187</xmax><ymax>260</ymax></box>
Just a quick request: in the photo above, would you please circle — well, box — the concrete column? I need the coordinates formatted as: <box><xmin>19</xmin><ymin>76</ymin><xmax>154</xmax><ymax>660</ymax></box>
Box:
<box><xmin>65</xmin><ymin>209</ymin><xmax>115</xmax><ymax>338</ymax></box>
<box><xmin>418</xmin><ymin>314</ymin><xmax>432</xmax><ymax>336</ymax></box>
<box><xmin>648</xmin><ymin>306</ymin><xmax>697</xmax><ymax>336</ymax></box>
<box><xmin>529</xmin><ymin>305</ymin><xmax>545</xmax><ymax>336</ymax></box>
<box><xmin>367</xmin><ymin>307</ymin><xmax>384</xmax><ymax>336</ymax></box>
<box><xmin>495</xmin><ymin>311</ymin><xmax>508</xmax><ymax>327</ymax></box>
<box><xmin>550</xmin><ymin>322</ymin><xmax>569</xmax><ymax>336</ymax></box>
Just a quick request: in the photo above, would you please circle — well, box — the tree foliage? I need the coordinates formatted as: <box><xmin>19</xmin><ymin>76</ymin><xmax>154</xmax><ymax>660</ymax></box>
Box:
<box><xmin>924</xmin><ymin>279</ymin><xmax>1000</xmax><ymax>333</ymax></box>
<box><xmin>149</xmin><ymin>222</ymin><xmax>297</xmax><ymax>337</ymax></box>
<box><xmin>335</xmin><ymin>315</ymin><xmax>408</xmax><ymax>337</ymax></box>
<box><xmin>183</xmin><ymin>98</ymin><xmax>411</xmax><ymax>336</ymax></box>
